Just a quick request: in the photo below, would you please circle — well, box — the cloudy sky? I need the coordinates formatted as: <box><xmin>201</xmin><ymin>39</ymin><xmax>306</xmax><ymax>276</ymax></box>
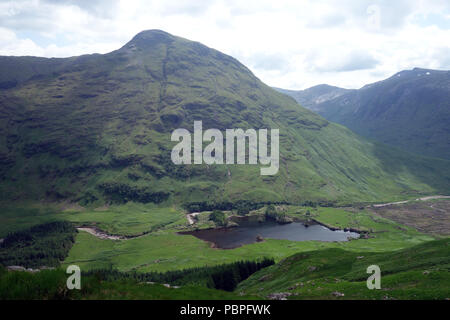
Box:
<box><xmin>0</xmin><ymin>0</ymin><xmax>449</xmax><ymax>89</ymax></box>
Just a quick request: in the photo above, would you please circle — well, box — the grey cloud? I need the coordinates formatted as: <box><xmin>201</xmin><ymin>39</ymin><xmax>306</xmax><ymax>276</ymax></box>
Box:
<box><xmin>314</xmin><ymin>0</ymin><xmax>414</xmax><ymax>31</ymax></box>
<box><xmin>0</xmin><ymin>3</ymin><xmax>56</xmax><ymax>32</ymax></box>
<box><xmin>42</xmin><ymin>0</ymin><xmax>119</xmax><ymax>18</ymax></box>
<box><xmin>309</xmin><ymin>50</ymin><xmax>379</xmax><ymax>73</ymax></box>
<box><xmin>0</xmin><ymin>0</ymin><xmax>117</xmax><ymax>32</ymax></box>
<box><xmin>334</xmin><ymin>52</ymin><xmax>379</xmax><ymax>72</ymax></box>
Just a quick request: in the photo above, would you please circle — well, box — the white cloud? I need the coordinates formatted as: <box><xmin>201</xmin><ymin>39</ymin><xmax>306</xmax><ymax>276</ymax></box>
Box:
<box><xmin>0</xmin><ymin>0</ymin><xmax>449</xmax><ymax>89</ymax></box>
<box><xmin>306</xmin><ymin>49</ymin><xmax>379</xmax><ymax>73</ymax></box>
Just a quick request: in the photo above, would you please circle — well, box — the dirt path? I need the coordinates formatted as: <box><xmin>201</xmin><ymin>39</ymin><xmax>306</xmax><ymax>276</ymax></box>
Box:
<box><xmin>370</xmin><ymin>195</ymin><xmax>450</xmax><ymax>208</ymax></box>
<box><xmin>77</xmin><ymin>227</ymin><xmax>126</xmax><ymax>240</ymax></box>
<box><xmin>186</xmin><ymin>212</ymin><xmax>200</xmax><ymax>225</ymax></box>
<box><xmin>417</xmin><ymin>195</ymin><xmax>450</xmax><ymax>201</ymax></box>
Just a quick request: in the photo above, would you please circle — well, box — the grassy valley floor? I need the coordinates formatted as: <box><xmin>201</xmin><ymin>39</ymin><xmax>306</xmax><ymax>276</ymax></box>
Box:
<box><xmin>1</xmin><ymin>199</ymin><xmax>449</xmax><ymax>299</ymax></box>
<box><xmin>60</xmin><ymin>203</ymin><xmax>438</xmax><ymax>272</ymax></box>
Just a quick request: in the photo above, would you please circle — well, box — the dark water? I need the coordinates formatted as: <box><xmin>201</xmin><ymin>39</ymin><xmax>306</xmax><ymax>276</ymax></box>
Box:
<box><xmin>182</xmin><ymin>221</ymin><xmax>360</xmax><ymax>249</ymax></box>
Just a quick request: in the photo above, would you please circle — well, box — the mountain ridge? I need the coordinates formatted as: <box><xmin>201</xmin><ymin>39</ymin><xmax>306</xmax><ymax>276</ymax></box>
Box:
<box><xmin>274</xmin><ymin>84</ymin><xmax>352</xmax><ymax>112</ymax></box>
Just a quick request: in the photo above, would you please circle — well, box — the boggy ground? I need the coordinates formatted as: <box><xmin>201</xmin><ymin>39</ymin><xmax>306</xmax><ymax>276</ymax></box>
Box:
<box><xmin>369</xmin><ymin>199</ymin><xmax>450</xmax><ymax>236</ymax></box>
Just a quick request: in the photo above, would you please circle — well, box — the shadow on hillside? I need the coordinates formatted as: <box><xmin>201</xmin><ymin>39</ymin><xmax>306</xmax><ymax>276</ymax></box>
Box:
<box><xmin>372</xmin><ymin>141</ymin><xmax>450</xmax><ymax>195</ymax></box>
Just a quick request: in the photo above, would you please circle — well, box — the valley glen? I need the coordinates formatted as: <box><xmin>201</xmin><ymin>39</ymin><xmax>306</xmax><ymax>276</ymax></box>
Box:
<box><xmin>171</xmin><ymin>121</ymin><xmax>279</xmax><ymax>175</ymax></box>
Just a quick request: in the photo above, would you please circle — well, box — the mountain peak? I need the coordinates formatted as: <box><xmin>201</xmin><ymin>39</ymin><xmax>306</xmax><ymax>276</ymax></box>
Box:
<box><xmin>124</xmin><ymin>29</ymin><xmax>175</xmax><ymax>49</ymax></box>
<box><xmin>133</xmin><ymin>29</ymin><xmax>173</xmax><ymax>39</ymax></box>
<box><xmin>392</xmin><ymin>67</ymin><xmax>446</xmax><ymax>78</ymax></box>
<box><xmin>309</xmin><ymin>84</ymin><xmax>341</xmax><ymax>90</ymax></box>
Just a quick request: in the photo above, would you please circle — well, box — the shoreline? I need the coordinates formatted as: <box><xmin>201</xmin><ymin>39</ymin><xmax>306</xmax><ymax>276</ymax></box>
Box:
<box><xmin>178</xmin><ymin>219</ymin><xmax>362</xmax><ymax>250</ymax></box>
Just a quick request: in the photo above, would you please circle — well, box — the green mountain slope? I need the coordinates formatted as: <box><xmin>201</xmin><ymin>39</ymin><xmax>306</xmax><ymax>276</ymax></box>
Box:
<box><xmin>237</xmin><ymin>238</ymin><xmax>450</xmax><ymax>300</ymax></box>
<box><xmin>0</xmin><ymin>30</ymin><xmax>449</xmax><ymax>206</ymax></box>
<box><xmin>284</xmin><ymin>69</ymin><xmax>450</xmax><ymax>160</ymax></box>
<box><xmin>0</xmin><ymin>266</ymin><xmax>252</xmax><ymax>300</ymax></box>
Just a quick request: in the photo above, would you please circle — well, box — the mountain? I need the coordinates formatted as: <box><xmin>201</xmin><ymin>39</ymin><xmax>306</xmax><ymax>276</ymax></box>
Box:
<box><xmin>282</xmin><ymin>69</ymin><xmax>450</xmax><ymax>160</ymax></box>
<box><xmin>0</xmin><ymin>30</ymin><xmax>449</xmax><ymax>206</ymax></box>
<box><xmin>274</xmin><ymin>84</ymin><xmax>351</xmax><ymax>112</ymax></box>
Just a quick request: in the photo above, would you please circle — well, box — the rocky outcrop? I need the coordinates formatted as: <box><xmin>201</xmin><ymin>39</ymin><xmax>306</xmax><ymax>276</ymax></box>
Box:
<box><xmin>6</xmin><ymin>265</ymin><xmax>55</xmax><ymax>273</ymax></box>
<box><xmin>331</xmin><ymin>291</ymin><xmax>345</xmax><ymax>297</ymax></box>
<box><xmin>267</xmin><ymin>292</ymin><xmax>293</xmax><ymax>300</ymax></box>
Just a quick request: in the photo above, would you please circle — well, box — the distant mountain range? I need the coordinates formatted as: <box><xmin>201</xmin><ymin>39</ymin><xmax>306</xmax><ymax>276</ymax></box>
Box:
<box><xmin>276</xmin><ymin>68</ymin><xmax>450</xmax><ymax>160</ymax></box>
<box><xmin>0</xmin><ymin>31</ymin><xmax>449</xmax><ymax>206</ymax></box>
<box><xmin>274</xmin><ymin>85</ymin><xmax>351</xmax><ymax>112</ymax></box>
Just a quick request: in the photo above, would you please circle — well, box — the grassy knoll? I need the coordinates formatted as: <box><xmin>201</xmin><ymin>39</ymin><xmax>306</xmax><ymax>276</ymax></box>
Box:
<box><xmin>237</xmin><ymin>238</ymin><xmax>450</xmax><ymax>300</ymax></box>
<box><xmin>60</xmin><ymin>203</ymin><xmax>186</xmax><ymax>236</ymax></box>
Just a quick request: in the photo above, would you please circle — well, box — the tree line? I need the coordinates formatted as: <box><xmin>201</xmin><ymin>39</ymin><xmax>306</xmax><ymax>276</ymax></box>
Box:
<box><xmin>184</xmin><ymin>200</ymin><xmax>271</xmax><ymax>214</ymax></box>
<box><xmin>84</xmin><ymin>258</ymin><xmax>275</xmax><ymax>292</ymax></box>
<box><xmin>98</xmin><ymin>182</ymin><xmax>169</xmax><ymax>204</ymax></box>
<box><xmin>0</xmin><ymin>221</ymin><xmax>77</xmax><ymax>268</ymax></box>
<box><xmin>183</xmin><ymin>200</ymin><xmax>338</xmax><ymax>214</ymax></box>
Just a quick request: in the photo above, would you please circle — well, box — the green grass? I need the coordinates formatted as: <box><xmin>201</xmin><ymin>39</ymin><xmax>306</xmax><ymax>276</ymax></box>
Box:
<box><xmin>0</xmin><ymin>203</ymin><xmax>63</xmax><ymax>237</ymax></box>
<box><xmin>0</xmin><ymin>202</ymin><xmax>435</xmax><ymax>273</ymax></box>
<box><xmin>0</xmin><ymin>202</ymin><xmax>186</xmax><ymax>237</ymax></box>
<box><xmin>2</xmin><ymin>238</ymin><xmax>448</xmax><ymax>300</ymax></box>
<box><xmin>0</xmin><ymin>202</ymin><xmax>446</xmax><ymax>300</ymax></box>
<box><xmin>61</xmin><ymin>203</ymin><xmax>186</xmax><ymax>236</ymax></box>
<box><xmin>285</xmin><ymin>206</ymin><xmax>412</xmax><ymax>232</ymax></box>
<box><xmin>236</xmin><ymin>239</ymin><xmax>450</xmax><ymax>300</ymax></box>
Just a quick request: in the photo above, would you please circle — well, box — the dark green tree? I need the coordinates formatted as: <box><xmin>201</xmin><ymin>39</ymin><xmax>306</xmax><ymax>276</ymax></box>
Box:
<box><xmin>209</xmin><ymin>210</ymin><xmax>226</xmax><ymax>226</ymax></box>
